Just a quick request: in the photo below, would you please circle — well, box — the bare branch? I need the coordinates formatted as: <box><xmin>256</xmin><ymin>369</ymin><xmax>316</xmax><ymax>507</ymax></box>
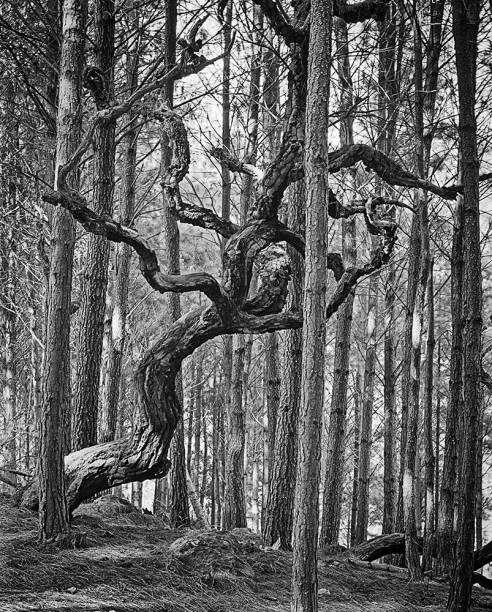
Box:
<box><xmin>251</xmin><ymin>0</ymin><xmax>305</xmax><ymax>43</ymax></box>
<box><xmin>211</xmin><ymin>147</ymin><xmax>264</xmax><ymax>180</ymax></box>
<box><xmin>42</xmin><ymin>190</ymin><xmax>231</xmax><ymax>315</ymax></box>
<box><xmin>57</xmin><ymin>24</ymin><xmax>233</xmax><ymax>190</ymax></box>
<box><xmin>328</xmin><ymin>144</ymin><xmax>457</xmax><ymax>200</ymax></box>
<box><xmin>334</xmin><ymin>0</ymin><xmax>389</xmax><ymax>23</ymax></box>
<box><xmin>326</xmin><ymin>225</ymin><xmax>397</xmax><ymax>318</ymax></box>
<box><xmin>287</xmin><ymin>145</ymin><xmax>459</xmax><ymax>200</ymax></box>
<box><xmin>173</xmin><ymin>198</ymin><xmax>239</xmax><ymax>238</ymax></box>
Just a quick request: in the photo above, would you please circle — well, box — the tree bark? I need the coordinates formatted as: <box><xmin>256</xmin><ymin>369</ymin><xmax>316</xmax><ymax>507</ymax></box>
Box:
<box><xmin>350</xmin><ymin>366</ymin><xmax>362</xmax><ymax>546</ymax></box>
<box><xmin>423</xmin><ymin>258</ymin><xmax>436</xmax><ymax>572</ymax></box>
<box><xmin>219</xmin><ymin>1</ymin><xmax>233</xmax><ymax>528</ymax></box>
<box><xmin>38</xmin><ymin>0</ymin><xmax>86</xmax><ymax>541</ymax></box>
<box><xmin>447</xmin><ymin>1</ymin><xmax>482</xmax><ymax>608</ymax></box>
<box><xmin>261</xmin><ymin>29</ymin><xmax>280</xmax><ymax>523</ymax></box>
<box><xmin>72</xmin><ymin>0</ymin><xmax>115</xmax><ymax>451</ymax></box>
<box><xmin>1</xmin><ymin>79</ymin><xmax>19</xmax><ymax>484</ymax></box>
<box><xmin>320</xmin><ymin>16</ymin><xmax>357</xmax><ymax>549</ymax></box>
<box><xmin>263</xmin><ymin>181</ymin><xmax>304</xmax><ymax>549</ymax></box>
<box><xmin>159</xmin><ymin>0</ymin><xmax>189</xmax><ymax>529</ymax></box>
<box><xmin>354</xmin><ymin>263</ymin><xmax>378</xmax><ymax>545</ymax></box>
<box><xmin>223</xmin><ymin>336</ymin><xmax>247</xmax><ymax>529</ymax></box>
<box><xmin>378</xmin><ymin>1</ymin><xmax>399</xmax><ymax>540</ymax></box>
<box><xmin>291</xmin><ymin>0</ymin><xmax>331</xmax><ymax>608</ymax></box>
<box><xmin>100</xmin><ymin>3</ymin><xmax>139</xmax><ymax>443</ymax></box>
<box><xmin>25</xmin><ymin>1</ymin><xmax>399</xmax><ymax>524</ymax></box>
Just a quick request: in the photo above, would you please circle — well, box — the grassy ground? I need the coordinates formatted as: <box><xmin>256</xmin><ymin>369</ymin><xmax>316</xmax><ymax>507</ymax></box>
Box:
<box><xmin>1</xmin><ymin>494</ymin><xmax>492</xmax><ymax>612</ymax></box>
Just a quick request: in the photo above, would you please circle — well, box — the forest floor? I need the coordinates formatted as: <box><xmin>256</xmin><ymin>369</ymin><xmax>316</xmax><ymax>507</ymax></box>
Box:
<box><xmin>1</xmin><ymin>493</ymin><xmax>492</xmax><ymax>612</ymax></box>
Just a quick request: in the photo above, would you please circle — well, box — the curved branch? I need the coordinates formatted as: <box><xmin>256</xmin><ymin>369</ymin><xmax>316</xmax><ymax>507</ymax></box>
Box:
<box><xmin>286</xmin><ymin>145</ymin><xmax>458</xmax><ymax>200</ymax></box>
<box><xmin>173</xmin><ymin>198</ymin><xmax>238</xmax><ymax>238</ymax></box>
<box><xmin>57</xmin><ymin>23</ymin><xmax>233</xmax><ymax>190</ymax></box>
<box><xmin>328</xmin><ymin>144</ymin><xmax>457</xmax><ymax>199</ymax></box>
<box><xmin>42</xmin><ymin>190</ymin><xmax>231</xmax><ymax>315</ymax></box>
<box><xmin>251</xmin><ymin>0</ymin><xmax>305</xmax><ymax>43</ymax></box>
<box><xmin>327</xmin><ymin>225</ymin><xmax>396</xmax><ymax>318</ymax></box>
<box><xmin>211</xmin><ymin>147</ymin><xmax>263</xmax><ymax>180</ymax></box>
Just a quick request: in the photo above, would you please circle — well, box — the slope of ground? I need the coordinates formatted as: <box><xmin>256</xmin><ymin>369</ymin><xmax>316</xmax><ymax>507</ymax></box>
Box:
<box><xmin>1</xmin><ymin>494</ymin><xmax>492</xmax><ymax>612</ymax></box>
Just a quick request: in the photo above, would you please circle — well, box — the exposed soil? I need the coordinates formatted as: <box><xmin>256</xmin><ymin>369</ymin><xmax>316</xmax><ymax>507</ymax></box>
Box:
<box><xmin>1</xmin><ymin>494</ymin><xmax>492</xmax><ymax>612</ymax></box>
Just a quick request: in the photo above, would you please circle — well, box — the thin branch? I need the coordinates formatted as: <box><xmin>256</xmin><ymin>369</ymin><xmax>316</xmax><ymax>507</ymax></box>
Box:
<box><xmin>42</xmin><ymin>190</ymin><xmax>231</xmax><ymax>316</ymax></box>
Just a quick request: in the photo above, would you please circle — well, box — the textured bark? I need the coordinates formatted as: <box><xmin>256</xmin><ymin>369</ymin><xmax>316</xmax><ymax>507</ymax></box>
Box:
<box><xmin>100</xmin><ymin>4</ymin><xmax>139</xmax><ymax>443</ymax></box>
<box><xmin>186</xmin><ymin>468</ymin><xmax>209</xmax><ymax>529</ymax></box>
<box><xmin>344</xmin><ymin>532</ymin><xmax>492</xmax><ymax>571</ymax></box>
<box><xmin>403</xmin><ymin>24</ymin><xmax>426</xmax><ymax>581</ymax></box>
<box><xmin>131</xmin><ymin>481</ymin><xmax>142</xmax><ymax>509</ymax></box>
<box><xmin>160</xmin><ymin>0</ymin><xmax>189</xmax><ymax>530</ymax></box>
<box><xmin>320</xmin><ymin>16</ymin><xmax>357</xmax><ymax>549</ymax></box>
<box><xmin>219</xmin><ymin>2</ymin><xmax>233</xmax><ymax>528</ymax></box>
<box><xmin>349</xmin><ymin>366</ymin><xmax>362</xmax><ymax>546</ymax></box>
<box><xmin>291</xmin><ymin>0</ymin><xmax>331</xmax><ymax>608</ymax></box>
<box><xmin>377</xmin><ymin>1</ymin><xmax>399</xmax><ymax>540</ymax></box>
<box><xmin>72</xmin><ymin>0</ymin><xmax>115</xmax><ymax>451</ymax></box>
<box><xmin>423</xmin><ymin>258</ymin><xmax>436</xmax><ymax>572</ymax></box>
<box><xmin>38</xmin><ymin>0</ymin><xmax>86</xmax><ymax>540</ymax></box>
<box><xmin>354</xmin><ymin>262</ymin><xmax>378</xmax><ymax>545</ymax></box>
<box><xmin>193</xmin><ymin>351</ymin><xmax>202</xmax><ymax>491</ymax></box>
<box><xmin>347</xmin><ymin>533</ymin><xmax>420</xmax><ymax>562</ymax></box>
<box><xmin>186</xmin><ymin>358</ymin><xmax>195</xmax><ymax>475</ymax></box>
<box><xmin>261</xmin><ymin>29</ymin><xmax>280</xmax><ymax>521</ymax></box>
<box><xmin>223</xmin><ymin>336</ymin><xmax>247</xmax><ymax>529</ymax></box>
<box><xmin>1</xmin><ymin>80</ymin><xmax>19</xmax><ymax>483</ymax></box>
<box><xmin>447</xmin><ymin>1</ymin><xmax>482</xmax><ymax>608</ymax></box>
<box><xmin>263</xmin><ymin>182</ymin><xmax>304</xmax><ymax>549</ymax></box>
<box><xmin>436</xmin><ymin>196</ymin><xmax>462</xmax><ymax>573</ymax></box>
<box><xmin>382</xmin><ymin>258</ymin><xmax>396</xmax><ymax>536</ymax></box>
<box><xmin>263</xmin><ymin>331</ymin><xmax>279</xmax><ymax>508</ymax></box>
<box><xmin>476</xmin><ymin>416</ymin><xmax>483</xmax><ymax>552</ymax></box>
<box><xmin>211</xmin><ymin>363</ymin><xmax>222</xmax><ymax>528</ymax></box>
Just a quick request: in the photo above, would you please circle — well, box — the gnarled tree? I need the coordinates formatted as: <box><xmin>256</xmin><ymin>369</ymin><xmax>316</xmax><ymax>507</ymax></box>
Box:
<box><xmin>22</xmin><ymin>2</ymin><xmax>461</xmax><ymax>515</ymax></box>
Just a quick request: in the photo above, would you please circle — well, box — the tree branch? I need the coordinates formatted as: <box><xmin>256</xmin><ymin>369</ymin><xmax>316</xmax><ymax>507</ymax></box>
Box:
<box><xmin>57</xmin><ymin>22</ymin><xmax>233</xmax><ymax>190</ymax></box>
<box><xmin>334</xmin><ymin>0</ymin><xmax>389</xmax><ymax>23</ymax></box>
<box><xmin>251</xmin><ymin>0</ymin><xmax>305</xmax><ymax>43</ymax></box>
<box><xmin>173</xmin><ymin>198</ymin><xmax>238</xmax><ymax>238</ymax></box>
<box><xmin>211</xmin><ymin>147</ymin><xmax>264</xmax><ymax>180</ymax></box>
<box><xmin>42</xmin><ymin>190</ymin><xmax>231</xmax><ymax>316</ymax></box>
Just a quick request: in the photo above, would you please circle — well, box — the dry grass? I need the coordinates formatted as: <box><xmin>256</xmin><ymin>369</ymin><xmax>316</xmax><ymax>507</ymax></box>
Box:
<box><xmin>1</xmin><ymin>493</ymin><xmax>492</xmax><ymax>611</ymax></box>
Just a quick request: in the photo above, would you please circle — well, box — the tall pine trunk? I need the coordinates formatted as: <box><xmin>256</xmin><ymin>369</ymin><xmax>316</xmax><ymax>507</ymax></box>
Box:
<box><xmin>159</xmin><ymin>0</ymin><xmax>189</xmax><ymax>529</ymax></box>
<box><xmin>320</xmin><ymin>16</ymin><xmax>356</xmax><ymax>548</ymax></box>
<box><xmin>263</xmin><ymin>181</ymin><xmax>304</xmax><ymax>549</ymax></box>
<box><xmin>39</xmin><ymin>0</ymin><xmax>86</xmax><ymax>541</ymax></box>
<box><xmin>72</xmin><ymin>0</ymin><xmax>115</xmax><ymax>451</ymax></box>
<box><xmin>100</xmin><ymin>4</ymin><xmax>139</xmax><ymax>443</ymax></box>
<box><xmin>354</xmin><ymin>264</ymin><xmax>378</xmax><ymax>544</ymax></box>
<box><xmin>447</xmin><ymin>1</ymin><xmax>481</xmax><ymax>607</ymax></box>
<box><xmin>291</xmin><ymin>0</ymin><xmax>331</xmax><ymax>608</ymax></box>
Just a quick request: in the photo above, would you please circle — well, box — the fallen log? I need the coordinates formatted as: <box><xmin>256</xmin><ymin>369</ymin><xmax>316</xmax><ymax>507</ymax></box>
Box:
<box><xmin>342</xmin><ymin>532</ymin><xmax>492</xmax><ymax>573</ymax></box>
<box><xmin>345</xmin><ymin>533</ymin><xmax>422</xmax><ymax>562</ymax></box>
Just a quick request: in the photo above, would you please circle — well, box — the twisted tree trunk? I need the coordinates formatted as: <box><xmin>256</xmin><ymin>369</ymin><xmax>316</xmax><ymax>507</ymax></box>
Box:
<box><xmin>23</xmin><ymin>5</ymin><xmax>412</xmax><ymax>522</ymax></box>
